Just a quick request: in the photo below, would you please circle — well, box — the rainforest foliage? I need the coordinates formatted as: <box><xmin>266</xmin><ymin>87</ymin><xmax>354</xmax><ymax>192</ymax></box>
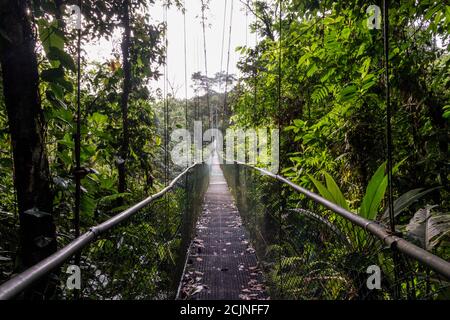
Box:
<box><xmin>231</xmin><ymin>0</ymin><xmax>449</xmax><ymax>257</ymax></box>
<box><xmin>0</xmin><ymin>0</ymin><xmax>449</xmax><ymax>299</ymax></box>
<box><xmin>223</xmin><ymin>1</ymin><xmax>450</xmax><ymax>299</ymax></box>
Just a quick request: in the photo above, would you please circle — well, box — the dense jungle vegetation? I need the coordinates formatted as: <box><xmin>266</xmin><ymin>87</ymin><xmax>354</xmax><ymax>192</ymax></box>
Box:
<box><xmin>0</xmin><ymin>0</ymin><xmax>449</xmax><ymax>299</ymax></box>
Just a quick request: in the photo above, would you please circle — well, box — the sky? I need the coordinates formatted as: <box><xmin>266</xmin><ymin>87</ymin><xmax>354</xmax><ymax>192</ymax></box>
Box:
<box><xmin>85</xmin><ymin>0</ymin><xmax>255</xmax><ymax>99</ymax></box>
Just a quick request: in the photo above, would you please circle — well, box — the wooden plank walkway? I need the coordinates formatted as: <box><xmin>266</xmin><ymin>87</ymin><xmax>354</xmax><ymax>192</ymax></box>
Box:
<box><xmin>177</xmin><ymin>154</ymin><xmax>267</xmax><ymax>300</ymax></box>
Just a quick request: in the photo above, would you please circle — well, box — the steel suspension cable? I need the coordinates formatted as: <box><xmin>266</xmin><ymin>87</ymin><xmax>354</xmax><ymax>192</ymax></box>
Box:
<box><xmin>223</xmin><ymin>0</ymin><xmax>234</xmax><ymax>119</ymax></box>
<box><xmin>217</xmin><ymin>0</ymin><xmax>228</xmax><ymax>128</ymax></box>
<box><xmin>183</xmin><ymin>0</ymin><xmax>190</xmax><ymax>215</ymax></box>
<box><xmin>383</xmin><ymin>0</ymin><xmax>401</xmax><ymax>299</ymax></box>
<box><xmin>195</xmin><ymin>38</ymin><xmax>200</xmax><ymax>121</ymax></box>
<box><xmin>219</xmin><ymin>0</ymin><xmax>228</xmax><ymax>93</ymax></box>
<box><xmin>200</xmin><ymin>0</ymin><xmax>211</xmax><ymax>129</ymax></box>
<box><xmin>74</xmin><ymin>0</ymin><xmax>83</xmax><ymax>271</ymax></box>
<box><xmin>277</xmin><ymin>0</ymin><xmax>283</xmax><ymax>298</ymax></box>
<box><xmin>162</xmin><ymin>4</ymin><xmax>170</xmax><ymax>241</ymax></box>
<box><xmin>163</xmin><ymin>4</ymin><xmax>169</xmax><ymax>187</ymax></box>
<box><xmin>383</xmin><ymin>0</ymin><xmax>395</xmax><ymax>234</ymax></box>
<box><xmin>252</xmin><ymin>0</ymin><xmax>259</xmax><ymax>233</ymax></box>
<box><xmin>183</xmin><ymin>1</ymin><xmax>188</xmax><ymax>131</ymax></box>
<box><xmin>245</xmin><ymin>5</ymin><xmax>248</xmax><ymax>47</ymax></box>
<box><xmin>252</xmin><ymin>20</ymin><xmax>257</xmax><ymax>117</ymax></box>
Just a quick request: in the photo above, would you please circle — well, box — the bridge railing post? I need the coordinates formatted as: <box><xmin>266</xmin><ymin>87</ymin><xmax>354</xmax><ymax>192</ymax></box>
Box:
<box><xmin>233</xmin><ymin>161</ymin><xmax>240</xmax><ymax>207</ymax></box>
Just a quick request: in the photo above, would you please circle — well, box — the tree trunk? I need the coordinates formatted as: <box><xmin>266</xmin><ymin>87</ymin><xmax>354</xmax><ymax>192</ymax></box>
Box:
<box><xmin>0</xmin><ymin>0</ymin><xmax>56</xmax><ymax>287</ymax></box>
<box><xmin>118</xmin><ymin>0</ymin><xmax>131</xmax><ymax>196</ymax></box>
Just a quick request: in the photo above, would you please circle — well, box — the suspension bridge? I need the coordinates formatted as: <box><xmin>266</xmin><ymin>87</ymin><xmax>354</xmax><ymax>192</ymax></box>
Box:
<box><xmin>0</xmin><ymin>147</ymin><xmax>449</xmax><ymax>300</ymax></box>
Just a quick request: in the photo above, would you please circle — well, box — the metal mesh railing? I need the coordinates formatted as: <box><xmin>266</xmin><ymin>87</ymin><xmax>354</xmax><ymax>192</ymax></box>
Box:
<box><xmin>0</xmin><ymin>163</ymin><xmax>209</xmax><ymax>300</ymax></box>
<box><xmin>222</xmin><ymin>162</ymin><xmax>450</xmax><ymax>300</ymax></box>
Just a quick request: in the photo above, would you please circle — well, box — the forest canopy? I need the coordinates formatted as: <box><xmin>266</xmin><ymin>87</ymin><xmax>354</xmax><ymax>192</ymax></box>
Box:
<box><xmin>0</xmin><ymin>0</ymin><xmax>449</xmax><ymax>300</ymax></box>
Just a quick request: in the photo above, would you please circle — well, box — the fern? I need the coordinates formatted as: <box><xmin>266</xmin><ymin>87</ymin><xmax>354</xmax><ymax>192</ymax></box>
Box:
<box><xmin>311</xmin><ymin>85</ymin><xmax>329</xmax><ymax>104</ymax></box>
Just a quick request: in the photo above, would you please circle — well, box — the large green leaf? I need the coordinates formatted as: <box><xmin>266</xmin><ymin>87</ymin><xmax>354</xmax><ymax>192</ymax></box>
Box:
<box><xmin>405</xmin><ymin>206</ymin><xmax>450</xmax><ymax>251</ymax></box>
<box><xmin>381</xmin><ymin>187</ymin><xmax>441</xmax><ymax>222</ymax></box>
<box><xmin>47</xmin><ymin>46</ymin><xmax>76</xmax><ymax>72</ymax></box>
<box><xmin>41</xmin><ymin>67</ymin><xmax>64</xmax><ymax>82</ymax></box>
<box><xmin>323</xmin><ymin>172</ymin><xmax>350</xmax><ymax>211</ymax></box>
<box><xmin>359</xmin><ymin>161</ymin><xmax>387</xmax><ymax>220</ymax></box>
<box><xmin>37</xmin><ymin>19</ymin><xmax>64</xmax><ymax>54</ymax></box>
<box><xmin>308</xmin><ymin>174</ymin><xmax>334</xmax><ymax>203</ymax></box>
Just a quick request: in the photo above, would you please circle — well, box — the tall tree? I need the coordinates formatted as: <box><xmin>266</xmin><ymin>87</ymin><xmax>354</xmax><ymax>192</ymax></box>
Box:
<box><xmin>0</xmin><ymin>0</ymin><xmax>56</xmax><ymax>272</ymax></box>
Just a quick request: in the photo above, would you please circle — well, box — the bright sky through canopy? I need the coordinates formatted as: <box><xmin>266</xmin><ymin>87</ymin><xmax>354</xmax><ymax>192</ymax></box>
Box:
<box><xmin>85</xmin><ymin>0</ymin><xmax>254</xmax><ymax>99</ymax></box>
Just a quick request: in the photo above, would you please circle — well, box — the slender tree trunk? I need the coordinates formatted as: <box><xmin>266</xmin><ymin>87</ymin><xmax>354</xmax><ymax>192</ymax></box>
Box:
<box><xmin>0</xmin><ymin>0</ymin><xmax>56</xmax><ymax>282</ymax></box>
<box><xmin>118</xmin><ymin>0</ymin><xmax>131</xmax><ymax>196</ymax></box>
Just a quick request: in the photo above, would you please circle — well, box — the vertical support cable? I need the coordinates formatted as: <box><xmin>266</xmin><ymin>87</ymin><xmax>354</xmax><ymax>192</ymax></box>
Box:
<box><xmin>383</xmin><ymin>0</ymin><xmax>395</xmax><ymax>234</ymax></box>
<box><xmin>74</xmin><ymin>0</ymin><xmax>82</xmax><ymax>256</ymax></box>
<box><xmin>163</xmin><ymin>4</ymin><xmax>169</xmax><ymax>187</ymax></box>
<box><xmin>183</xmin><ymin>0</ymin><xmax>190</xmax><ymax>219</ymax></box>
<box><xmin>219</xmin><ymin>0</ymin><xmax>228</xmax><ymax>88</ymax></box>
<box><xmin>73</xmin><ymin>0</ymin><xmax>83</xmax><ymax>299</ymax></box>
<box><xmin>253</xmin><ymin>1</ymin><xmax>258</xmax><ymax>120</ymax></box>
<box><xmin>383</xmin><ymin>0</ymin><xmax>400</xmax><ymax>299</ymax></box>
<box><xmin>163</xmin><ymin>4</ymin><xmax>170</xmax><ymax>238</ymax></box>
<box><xmin>183</xmin><ymin>1</ymin><xmax>188</xmax><ymax>132</ymax></box>
<box><xmin>253</xmin><ymin>0</ymin><xmax>258</xmax><ymax>236</ymax></box>
<box><xmin>223</xmin><ymin>0</ymin><xmax>234</xmax><ymax>121</ymax></box>
<box><xmin>195</xmin><ymin>38</ymin><xmax>200</xmax><ymax>122</ymax></box>
<box><xmin>200</xmin><ymin>0</ymin><xmax>211</xmax><ymax>129</ymax></box>
<box><xmin>277</xmin><ymin>0</ymin><xmax>283</xmax><ymax>299</ymax></box>
<box><xmin>219</xmin><ymin>0</ymin><xmax>228</xmax><ymax>127</ymax></box>
<box><xmin>245</xmin><ymin>5</ymin><xmax>248</xmax><ymax>47</ymax></box>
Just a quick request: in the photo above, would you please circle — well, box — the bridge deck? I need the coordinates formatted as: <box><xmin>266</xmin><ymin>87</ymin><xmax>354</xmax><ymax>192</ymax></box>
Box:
<box><xmin>178</xmin><ymin>155</ymin><xmax>267</xmax><ymax>300</ymax></box>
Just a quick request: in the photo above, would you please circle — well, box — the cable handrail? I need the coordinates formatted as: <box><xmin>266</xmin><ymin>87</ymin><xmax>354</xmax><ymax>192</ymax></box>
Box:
<box><xmin>0</xmin><ymin>162</ymin><xmax>202</xmax><ymax>300</ymax></box>
<box><xmin>226</xmin><ymin>159</ymin><xmax>450</xmax><ymax>281</ymax></box>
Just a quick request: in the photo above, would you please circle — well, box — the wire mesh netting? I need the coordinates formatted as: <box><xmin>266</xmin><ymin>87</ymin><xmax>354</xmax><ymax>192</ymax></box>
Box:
<box><xmin>15</xmin><ymin>164</ymin><xmax>209</xmax><ymax>300</ymax></box>
<box><xmin>222</xmin><ymin>163</ymin><xmax>450</xmax><ymax>300</ymax></box>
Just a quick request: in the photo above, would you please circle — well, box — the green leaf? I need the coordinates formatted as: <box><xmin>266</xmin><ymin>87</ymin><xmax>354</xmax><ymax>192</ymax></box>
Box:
<box><xmin>90</xmin><ymin>112</ymin><xmax>108</xmax><ymax>124</ymax></box>
<box><xmin>41</xmin><ymin>67</ymin><xmax>64</xmax><ymax>82</ymax></box>
<box><xmin>45</xmin><ymin>89</ymin><xmax>67</xmax><ymax>109</ymax></box>
<box><xmin>37</xmin><ymin>19</ymin><xmax>64</xmax><ymax>54</ymax></box>
<box><xmin>320</xmin><ymin>68</ymin><xmax>335</xmax><ymax>83</ymax></box>
<box><xmin>47</xmin><ymin>46</ymin><xmax>76</xmax><ymax>72</ymax></box>
<box><xmin>57</xmin><ymin>78</ymin><xmax>74</xmax><ymax>93</ymax></box>
<box><xmin>341</xmin><ymin>28</ymin><xmax>351</xmax><ymax>39</ymax></box>
<box><xmin>308</xmin><ymin>174</ymin><xmax>334</xmax><ymax>204</ymax></box>
<box><xmin>298</xmin><ymin>53</ymin><xmax>310</xmax><ymax>67</ymax></box>
<box><xmin>359</xmin><ymin>57</ymin><xmax>372</xmax><ymax>78</ymax></box>
<box><xmin>155</xmin><ymin>136</ymin><xmax>162</xmax><ymax>146</ymax></box>
<box><xmin>49</xmin><ymin>83</ymin><xmax>65</xmax><ymax>99</ymax></box>
<box><xmin>359</xmin><ymin>161</ymin><xmax>387</xmax><ymax>220</ymax></box>
<box><xmin>80</xmin><ymin>194</ymin><xmax>96</xmax><ymax>218</ymax></box>
<box><xmin>381</xmin><ymin>187</ymin><xmax>441</xmax><ymax>222</ymax></box>
<box><xmin>306</xmin><ymin>64</ymin><xmax>318</xmax><ymax>78</ymax></box>
<box><xmin>98</xmin><ymin>192</ymin><xmax>131</xmax><ymax>205</ymax></box>
<box><xmin>405</xmin><ymin>206</ymin><xmax>450</xmax><ymax>250</ymax></box>
<box><xmin>443</xmin><ymin>105</ymin><xmax>450</xmax><ymax>119</ymax></box>
<box><xmin>323</xmin><ymin>172</ymin><xmax>350</xmax><ymax>211</ymax></box>
<box><xmin>340</xmin><ymin>84</ymin><xmax>357</xmax><ymax>102</ymax></box>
